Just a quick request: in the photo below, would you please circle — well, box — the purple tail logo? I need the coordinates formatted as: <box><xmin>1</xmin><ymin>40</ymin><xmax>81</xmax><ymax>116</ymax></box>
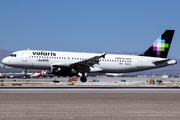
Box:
<box><xmin>151</xmin><ymin>36</ymin><xmax>169</xmax><ymax>55</ymax></box>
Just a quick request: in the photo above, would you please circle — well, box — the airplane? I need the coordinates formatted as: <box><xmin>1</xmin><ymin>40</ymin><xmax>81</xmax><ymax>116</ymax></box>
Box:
<box><xmin>3</xmin><ymin>70</ymin><xmax>28</xmax><ymax>78</ymax></box>
<box><xmin>30</xmin><ymin>70</ymin><xmax>47</xmax><ymax>78</ymax></box>
<box><xmin>2</xmin><ymin>30</ymin><xmax>177</xmax><ymax>82</ymax></box>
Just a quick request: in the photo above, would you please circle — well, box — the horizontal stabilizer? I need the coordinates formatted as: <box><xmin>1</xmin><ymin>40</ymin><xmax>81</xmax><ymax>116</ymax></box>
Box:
<box><xmin>152</xmin><ymin>59</ymin><xmax>177</xmax><ymax>66</ymax></box>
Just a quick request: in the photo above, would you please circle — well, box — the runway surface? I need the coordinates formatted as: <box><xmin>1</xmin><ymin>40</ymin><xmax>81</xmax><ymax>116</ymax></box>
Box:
<box><xmin>0</xmin><ymin>89</ymin><xmax>180</xmax><ymax>120</ymax></box>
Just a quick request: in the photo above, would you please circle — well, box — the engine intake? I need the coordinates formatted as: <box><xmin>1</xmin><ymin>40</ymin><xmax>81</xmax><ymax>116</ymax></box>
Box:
<box><xmin>52</xmin><ymin>65</ymin><xmax>77</xmax><ymax>76</ymax></box>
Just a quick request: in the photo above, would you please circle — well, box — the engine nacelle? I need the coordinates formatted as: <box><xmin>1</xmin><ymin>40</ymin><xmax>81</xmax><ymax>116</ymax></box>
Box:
<box><xmin>51</xmin><ymin>65</ymin><xmax>78</xmax><ymax>76</ymax></box>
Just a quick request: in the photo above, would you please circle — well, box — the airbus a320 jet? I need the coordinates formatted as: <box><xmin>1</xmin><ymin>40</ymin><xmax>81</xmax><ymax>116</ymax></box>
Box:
<box><xmin>2</xmin><ymin>30</ymin><xmax>176</xmax><ymax>82</ymax></box>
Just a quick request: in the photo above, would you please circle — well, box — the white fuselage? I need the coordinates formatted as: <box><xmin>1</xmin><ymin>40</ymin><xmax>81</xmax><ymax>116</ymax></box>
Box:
<box><xmin>2</xmin><ymin>50</ymin><xmax>177</xmax><ymax>73</ymax></box>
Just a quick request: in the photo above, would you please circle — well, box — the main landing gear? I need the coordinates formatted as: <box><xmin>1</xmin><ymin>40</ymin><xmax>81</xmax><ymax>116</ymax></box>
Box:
<box><xmin>80</xmin><ymin>76</ymin><xmax>87</xmax><ymax>82</ymax></box>
<box><xmin>80</xmin><ymin>72</ymin><xmax>87</xmax><ymax>82</ymax></box>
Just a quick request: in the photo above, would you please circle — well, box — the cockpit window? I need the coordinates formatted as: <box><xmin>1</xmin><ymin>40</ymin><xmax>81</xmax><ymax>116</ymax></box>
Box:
<box><xmin>9</xmin><ymin>54</ymin><xmax>17</xmax><ymax>57</ymax></box>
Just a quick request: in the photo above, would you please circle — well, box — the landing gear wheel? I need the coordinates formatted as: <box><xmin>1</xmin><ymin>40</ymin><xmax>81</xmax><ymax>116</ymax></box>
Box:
<box><xmin>80</xmin><ymin>76</ymin><xmax>87</xmax><ymax>82</ymax></box>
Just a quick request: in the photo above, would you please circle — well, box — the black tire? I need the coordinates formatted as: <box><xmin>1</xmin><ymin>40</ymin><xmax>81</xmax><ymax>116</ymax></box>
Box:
<box><xmin>80</xmin><ymin>76</ymin><xmax>87</xmax><ymax>82</ymax></box>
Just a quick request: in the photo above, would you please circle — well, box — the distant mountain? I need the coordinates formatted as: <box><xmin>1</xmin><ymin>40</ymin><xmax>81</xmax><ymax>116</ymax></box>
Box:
<box><xmin>0</xmin><ymin>49</ymin><xmax>179</xmax><ymax>75</ymax></box>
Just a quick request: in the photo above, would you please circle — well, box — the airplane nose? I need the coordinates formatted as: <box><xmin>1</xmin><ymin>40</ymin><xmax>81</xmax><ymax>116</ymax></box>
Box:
<box><xmin>2</xmin><ymin>57</ymin><xmax>9</xmax><ymax>65</ymax></box>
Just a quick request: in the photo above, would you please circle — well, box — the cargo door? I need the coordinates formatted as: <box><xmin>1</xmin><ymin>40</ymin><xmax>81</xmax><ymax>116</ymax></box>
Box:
<box><xmin>137</xmin><ymin>58</ymin><xmax>143</xmax><ymax>67</ymax></box>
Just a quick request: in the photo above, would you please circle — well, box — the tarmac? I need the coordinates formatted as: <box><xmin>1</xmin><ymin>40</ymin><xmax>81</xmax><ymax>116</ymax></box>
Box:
<box><xmin>0</xmin><ymin>89</ymin><xmax>180</xmax><ymax>120</ymax></box>
<box><xmin>0</xmin><ymin>76</ymin><xmax>180</xmax><ymax>87</ymax></box>
<box><xmin>0</xmin><ymin>77</ymin><xmax>180</xmax><ymax>120</ymax></box>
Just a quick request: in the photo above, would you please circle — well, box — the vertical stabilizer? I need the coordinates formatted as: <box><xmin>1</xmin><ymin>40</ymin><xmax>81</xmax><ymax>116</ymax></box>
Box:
<box><xmin>140</xmin><ymin>30</ymin><xmax>175</xmax><ymax>58</ymax></box>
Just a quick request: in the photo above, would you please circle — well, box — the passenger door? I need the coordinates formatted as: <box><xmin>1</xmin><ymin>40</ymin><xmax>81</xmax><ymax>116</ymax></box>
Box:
<box><xmin>22</xmin><ymin>51</ymin><xmax>28</xmax><ymax>62</ymax></box>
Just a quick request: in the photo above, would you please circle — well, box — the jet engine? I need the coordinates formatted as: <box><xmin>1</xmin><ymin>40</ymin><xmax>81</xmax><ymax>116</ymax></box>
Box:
<box><xmin>51</xmin><ymin>65</ymin><xmax>78</xmax><ymax>76</ymax></box>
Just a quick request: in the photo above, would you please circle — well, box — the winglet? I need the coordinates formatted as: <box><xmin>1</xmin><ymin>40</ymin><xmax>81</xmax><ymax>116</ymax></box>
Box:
<box><xmin>101</xmin><ymin>52</ymin><xmax>106</xmax><ymax>58</ymax></box>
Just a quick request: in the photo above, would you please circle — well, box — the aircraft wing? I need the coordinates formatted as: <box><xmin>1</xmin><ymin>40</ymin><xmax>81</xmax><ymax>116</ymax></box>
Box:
<box><xmin>70</xmin><ymin>53</ymin><xmax>106</xmax><ymax>68</ymax></box>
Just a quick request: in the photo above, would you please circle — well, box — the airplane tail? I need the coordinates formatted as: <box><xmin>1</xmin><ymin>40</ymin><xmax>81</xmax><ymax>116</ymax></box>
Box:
<box><xmin>38</xmin><ymin>70</ymin><xmax>47</xmax><ymax>76</ymax></box>
<box><xmin>140</xmin><ymin>30</ymin><xmax>175</xmax><ymax>58</ymax></box>
<box><xmin>22</xmin><ymin>70</ymin><xmax>25</xmax><ymax>74</ymax></box>
<box><xmin>43</xmin><ymin>70</ymin><xmax>47</xmax><ymax>75</ymax></box>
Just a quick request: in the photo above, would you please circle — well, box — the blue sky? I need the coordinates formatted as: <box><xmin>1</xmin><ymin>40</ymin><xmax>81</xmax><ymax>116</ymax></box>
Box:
<box><xmin>1</xmin><ymin>0</ymin><xmax>180</xmax><ymax>58</ymax></box>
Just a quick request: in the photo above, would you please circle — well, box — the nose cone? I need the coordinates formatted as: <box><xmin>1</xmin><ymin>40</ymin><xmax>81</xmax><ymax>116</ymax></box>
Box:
<box><xmin>2</xmin><ymin>57</ymin><xmax>9</xmax><ymax>66</ymax></box>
